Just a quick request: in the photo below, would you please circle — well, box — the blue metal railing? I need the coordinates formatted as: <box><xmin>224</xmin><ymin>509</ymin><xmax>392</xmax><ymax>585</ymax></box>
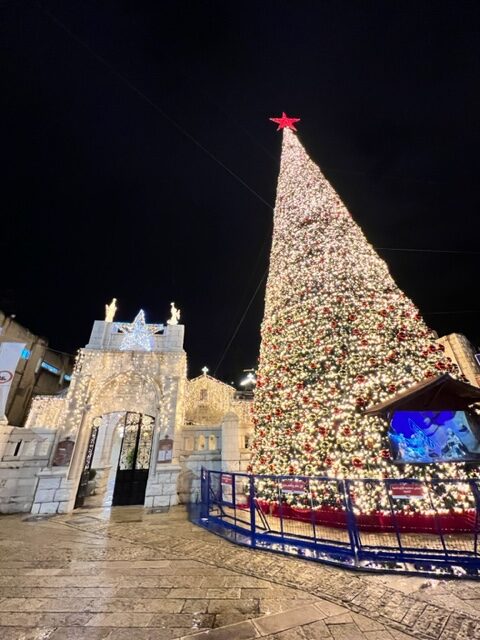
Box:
<box><xmin>191</xmin><ymin>469</ymin><xmax>480</xmax><ymax>579</ymax></box>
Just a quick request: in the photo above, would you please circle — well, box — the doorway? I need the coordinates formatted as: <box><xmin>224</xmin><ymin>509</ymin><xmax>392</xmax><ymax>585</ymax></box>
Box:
<box><xmin>74</xmin><ymin>411</ymin><xmax>154</xmax><ymax>509</ymax></box>
<box><xmin>112</xmin><ymin>412</ymin><xmax>154</xmax><ymax>506</ymax></box>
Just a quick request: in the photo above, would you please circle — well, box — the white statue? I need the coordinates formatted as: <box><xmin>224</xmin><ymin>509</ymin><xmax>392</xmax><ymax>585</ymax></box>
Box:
<box><xmin>105</xmin><ymin>298</ymin><xmax>118</xmax><ymax>323</ymax></box>
<box><xmin>167</xmin><ymin>302</ymin><xmax>181</xmax><ymax>326</ymax></box>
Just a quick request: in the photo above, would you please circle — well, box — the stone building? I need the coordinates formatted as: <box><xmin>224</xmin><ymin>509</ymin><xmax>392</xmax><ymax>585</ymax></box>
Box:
<box><xmin>0</xmin><ymin>311</ymin><xmax>73</xmax><ymax>426</ymax></box>
<box><xmin>437</xmin><ymin>333</ymin><xmax>480</xmax><ymax>387</ymax></box>
<box><xmin>0</xmin><ymin>307</ymin><xmax>252</xmax><ymax>514</ymax></box>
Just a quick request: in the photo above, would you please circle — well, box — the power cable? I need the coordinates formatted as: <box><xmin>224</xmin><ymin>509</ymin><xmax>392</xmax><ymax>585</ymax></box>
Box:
<box><xmin>214</xmin><ymin>269</ymin><xmax>268</xmax><ymax>377</ymax></box>
<box><xmin>37</xmin><ymin>3</ymin><xmax>273</xmax><ymax>211</ymax></box>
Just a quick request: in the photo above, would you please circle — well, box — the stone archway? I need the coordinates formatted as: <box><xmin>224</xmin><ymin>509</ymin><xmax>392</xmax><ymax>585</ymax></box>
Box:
<box><xmin>28</xmin><ymin>311</ymin><xmax>187</xmax><ymax>515</ymax></box>
<box><xmin>72</xmin><ymin>371</ymin><xmax>160</xmax><ymax>509</ymax></box>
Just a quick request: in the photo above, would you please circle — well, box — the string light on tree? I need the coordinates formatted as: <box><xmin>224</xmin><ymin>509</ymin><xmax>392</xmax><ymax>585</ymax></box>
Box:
<box><xmin>249</xmin><ymin>114</ymin><xmax>468</xmax><ymax>510</ymax></box>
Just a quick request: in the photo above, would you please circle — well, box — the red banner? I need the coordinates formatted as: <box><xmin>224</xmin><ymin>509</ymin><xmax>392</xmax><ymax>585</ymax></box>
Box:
<box><xmin>390</xmin><ymin>483</ymin><xmax>425</xmax><ymax>499</ymax></box>
<box><xmin>281</xmin><ymin>479</ymin><xmax>306</xmax><ymax>494</ymax></box>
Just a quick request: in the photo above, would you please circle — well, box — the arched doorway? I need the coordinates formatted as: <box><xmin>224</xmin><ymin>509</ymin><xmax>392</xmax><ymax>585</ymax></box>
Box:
<box><xmin>74</xmin><ymin>411</ymin><xmax>155</xmax><ymax>508</ymax></box>
<box><xmin>73</xmin><ymin>370</ymin><xmax>160</xmax><ymax>509</ymax></box>
<box><xmin>112</xmin><ymin>412</ymin><xmax>154</xmax><ymax>505</ymax></box>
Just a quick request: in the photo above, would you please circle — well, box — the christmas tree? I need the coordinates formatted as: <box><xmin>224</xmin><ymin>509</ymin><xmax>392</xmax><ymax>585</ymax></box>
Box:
<box><xmin>250</xmin><ymin>119</ymin><xmax>466</xmax><ymax>499</ymax></box>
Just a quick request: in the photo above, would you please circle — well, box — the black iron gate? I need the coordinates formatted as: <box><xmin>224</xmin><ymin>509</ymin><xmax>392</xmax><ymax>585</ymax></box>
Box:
<box><xmin>112</xmin><ymin>412</ymin><xmax>154</xmax><ymax>506</ymax></box>
<box><xmin>74</xmin><ymin>424</ymin><xmax>99</xmax><ymax>508</ymax></box>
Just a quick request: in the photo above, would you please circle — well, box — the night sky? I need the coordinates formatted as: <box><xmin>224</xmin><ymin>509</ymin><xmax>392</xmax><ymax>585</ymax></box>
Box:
<box><xmin>3</xmin><ymin>1</ymin><xmax>480</xmax><ymax>383</ymax></box>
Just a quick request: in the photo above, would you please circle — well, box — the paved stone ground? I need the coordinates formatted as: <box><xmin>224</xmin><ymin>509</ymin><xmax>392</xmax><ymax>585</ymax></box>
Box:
<box><xmin>0</xmin><ymin>506</ymin><xmax>480</xmax><ymax>639</ymax></box>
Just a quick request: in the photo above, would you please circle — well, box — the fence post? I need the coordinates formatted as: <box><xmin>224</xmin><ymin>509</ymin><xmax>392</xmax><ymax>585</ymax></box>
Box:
<box><xmin>200</xmin><ymin>467</ymin><xmax>206</xmax><ymax>518</ymax></box>
<box><xmin>469</xmin><ymin>479</ymin><xmax>480</xmax><ymax>558</ymax></box>
<box><xmin>249</xmin><ymin>474</ymin><xmax>256</xmax><ymax>548</ymax></box>
<box><xmin>343</xmin><ymin>480</ymin><xmax>360</xmax><ymax>566</ymax></box>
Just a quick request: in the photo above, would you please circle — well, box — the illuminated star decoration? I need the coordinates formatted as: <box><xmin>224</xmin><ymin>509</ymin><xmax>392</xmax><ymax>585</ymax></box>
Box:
<box><xmin>269</xmin><ymin>112</ymin><xmax>301</xmax><ymax>131</ymax></box>
<box><xmin>118</xmin><ymin>310</ymin><xmax>163</xmax><ymax>351</ymax></box>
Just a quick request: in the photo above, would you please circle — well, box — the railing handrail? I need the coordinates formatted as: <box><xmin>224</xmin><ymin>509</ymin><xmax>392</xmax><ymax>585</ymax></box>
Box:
<box><xmin>194</xmin><ymin>467</ymin><xmax>480</xmax><ymax>579</ymax></box>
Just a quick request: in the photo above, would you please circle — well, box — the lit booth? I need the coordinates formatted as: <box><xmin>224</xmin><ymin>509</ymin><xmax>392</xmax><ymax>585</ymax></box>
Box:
<box><xmin>366</xmin><ymin>373</ymin><xmax>480</xmax><ymax>465</ymax></box>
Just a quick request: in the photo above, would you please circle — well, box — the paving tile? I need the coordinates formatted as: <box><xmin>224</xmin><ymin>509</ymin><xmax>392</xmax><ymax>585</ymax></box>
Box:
<box><xmin>215</xmin><ymin>611</ymin><xmax>258</xmax><ymax>628</ymax></box>
<box><xmin>207</xmin><ymin>598</ymin><xmax>259</xmax><ymax>614</ymax></box>
<box><xmin>186</xmin><ymin>619</ymin><xmax>258</xmax><ymax>640</ymax></box>
<box><xmin>167</xmin><ymin>588</ymin><xmax>209</xmax><ymax>599</ymax></box>
<box><xmin>300</xmin><ymin>619</ymin><xmax>332</xmax><ymax>639</ymax></box>
<box><xmin>49</xmin><ymin>628</ymin><xmax>113</xmax><ymax>640</ymax></box>
<box><xmin>253</xmin><ymin>604</ymin><xmax>325</xmax><ymax>636</ymax></box>
<box><xmin>325</xmin><ymin>613</ymin><xmax>354</xmax><ymax>625</ymax></box>
<box><xmin>351</xmin><ymin>613</ymin><xmax>384</xmax><ymax>632</ymax></box>
<box><xmin>364</xmin><ymin>631</ymin><xmax>394</xmax><ymax>640</ymax></box>
<box><xmin>329</xmin><ymin>623</ymin><xmax>366</xmax><ymax>640</ymax></box>
<box><xmin>108</xmin><ymin>628</ymin><xmax>193</xmax><ymax>640</ymax></box>
<box><xmin>0</xmin><ymin>629</ymin><xmax>56</xmax><ymax>640</ymax></box>
<box><xmin>314</xmin><ymin>599</ymin><xmax>349</xmax><ymax>617</ymax></box>
<box><xmin>86</xmin><ymin>613</ymin><xmax>154</xmax><ymax>627</ymax></box>
<box><xmin>387</xmin><ymin>630</ymin><xmax>416</xmax><ymax>640</ymax></box>
<box><xmin>1</xmin><ymin>613</ymin><xmax>93</xmax><ymax>627</ymax></box>
<box><xmin>206</xmin><ymin>588</ymin><xmax>242</xmax><ymax>598</ymax></box>
<box><xmin>267</xmin><ymin>628</ymin><xmax>306</xmax><ymax>640</ymax></box>
<box><xmin>149</xmin><ymin>612</ymin><xmax>215</xmax><ymax>629</ymax></box>
<box><xmin>181</xmin><ymin>599</ymin><xmax>209</xmax><ymax>613</ymax></box>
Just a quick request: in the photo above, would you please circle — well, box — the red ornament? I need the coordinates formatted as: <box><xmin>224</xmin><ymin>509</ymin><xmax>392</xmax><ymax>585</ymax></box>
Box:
<box><xmin>380</xmin><ymin>449</ymin><xmax>390</xmax><ymax>459</ymax></box>
<box><xmin>342</xmin><ymin>426</ymin><xmax>352</xmax><ymax>436</ymax></box>
<box><xmin>325</xmin><ymin>456</ymin><xmax>333</xmax><ymax>467</ymax></box>
<box><xmin>269</xmin><ymin>112</ymin><xmax>301</xmax><ymax>131</ymax></box>
<box><xmin>352</xmin><ymin>457</ymin><xmax>363</xmax><ymax>468</ymax></box>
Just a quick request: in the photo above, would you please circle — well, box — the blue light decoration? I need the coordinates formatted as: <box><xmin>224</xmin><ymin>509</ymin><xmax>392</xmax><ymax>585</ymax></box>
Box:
<box><xmin>389</xmin><ymin>410</ymin><xmax>480</xmax><ymax>463</ymax></box>
<box><xmin>41</xmin><ymin>361</ymin><xmax>60</xmax><ymax>375</ymax></box>
<box><xmin>64</xmin><ymin>374</ymin><xmax>72</xmax><ymax>382</ymax></box>
<box><xmin>21</xmin><ymin>348</ymin><xmax>31</xmax><ymax>360</ymax></box>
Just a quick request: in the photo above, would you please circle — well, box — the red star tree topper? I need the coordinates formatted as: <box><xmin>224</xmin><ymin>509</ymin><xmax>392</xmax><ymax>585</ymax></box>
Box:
<box><xmin>269</xmin><ymin>112</ymin><xmax>301</xmax><ymax>131</ymax></box>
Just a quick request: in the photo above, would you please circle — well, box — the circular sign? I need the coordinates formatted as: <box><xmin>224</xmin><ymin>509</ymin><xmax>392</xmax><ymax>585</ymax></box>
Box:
<box><xmin>0</xmin><ymin>371</ymin><xmax>13</xmax><ymax>385</ymax></box>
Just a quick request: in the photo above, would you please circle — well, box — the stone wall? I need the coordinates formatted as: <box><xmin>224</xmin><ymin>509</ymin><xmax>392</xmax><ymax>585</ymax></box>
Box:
<box><xmin>145</xmin><ymin>465</ymin><xmax>182</xmax><ymax>508</ymax></box>
<box><xmin>0</xmin><ymin>425</ymin><xmax>55</xmax><ymax>513</ymax></box>
<box><xmin>30</xmin><ymin>469</ymin><xmax>76</xmax><ymax>515</ymax></box>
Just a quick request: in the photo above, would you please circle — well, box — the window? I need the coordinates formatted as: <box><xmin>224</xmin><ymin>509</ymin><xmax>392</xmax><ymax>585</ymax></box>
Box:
<box><xmin>200</xmin><ymin>388</ymin><xmax>208</xmax><ymax>401</ymax></box>
<box><xmin>41</xmin><ymin>361</ymin><xmax>60</xmax><ymax>375</ymax></box>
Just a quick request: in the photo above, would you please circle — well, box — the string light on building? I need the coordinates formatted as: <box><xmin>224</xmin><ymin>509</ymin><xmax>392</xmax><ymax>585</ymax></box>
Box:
<box><xmin>240</xmin><ymin>372</ymin><xmax>256</xmax><ymax>387</ymax></box>
<box><xmin>118</xmin><ymin>310</ymin><xmax>163</xmax><ymax>352</ymax></box>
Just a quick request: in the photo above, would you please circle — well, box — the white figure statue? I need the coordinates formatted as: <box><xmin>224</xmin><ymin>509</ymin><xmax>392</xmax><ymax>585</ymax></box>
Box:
<box><xmin>167</xmin><ymin>302</ymin><xmax>181</xmax><ymax>326</ymax></box>
<box><xmin>105</xmin><ymin>298</ymin><xmax>118</xmax><ymax>323</ymax></box>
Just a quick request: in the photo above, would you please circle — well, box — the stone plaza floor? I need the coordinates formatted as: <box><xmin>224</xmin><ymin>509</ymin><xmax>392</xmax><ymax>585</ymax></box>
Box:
<box><xmin>1</xmin><ymin>506</ymin><xmax>480</xmax><ymax>639</ymax></box>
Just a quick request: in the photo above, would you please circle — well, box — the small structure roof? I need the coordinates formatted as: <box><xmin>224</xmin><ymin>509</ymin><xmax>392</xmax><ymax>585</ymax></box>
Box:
<box><xmin>365</xmin><ymin>373</ymin><xmax>480</xmax><ymax>416</ymax></box>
